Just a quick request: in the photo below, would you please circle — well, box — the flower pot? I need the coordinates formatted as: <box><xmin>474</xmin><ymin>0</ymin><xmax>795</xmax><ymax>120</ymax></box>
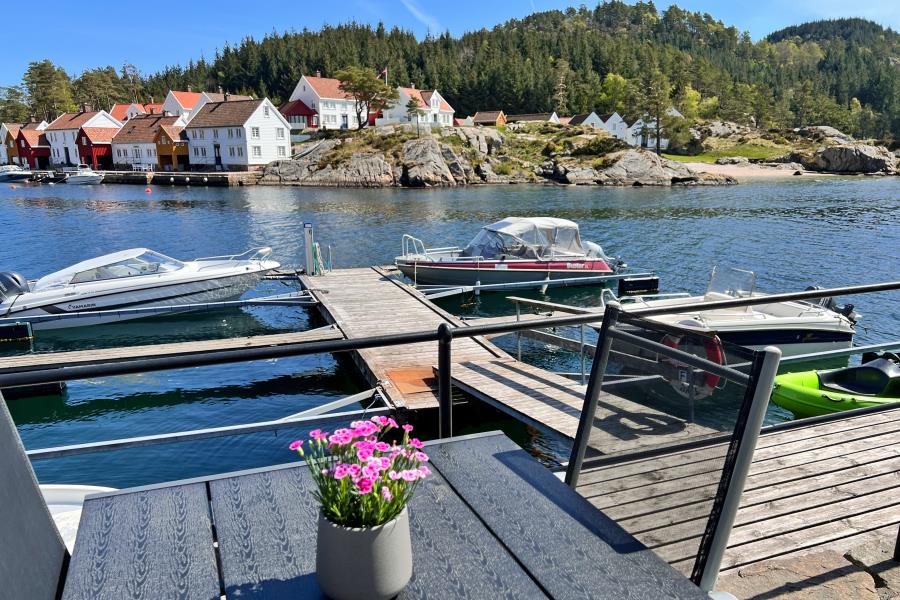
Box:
<box><xmin>316</xmin><ymin>507</ymin><xmax>412</xmax><ymax>600</ymax></box>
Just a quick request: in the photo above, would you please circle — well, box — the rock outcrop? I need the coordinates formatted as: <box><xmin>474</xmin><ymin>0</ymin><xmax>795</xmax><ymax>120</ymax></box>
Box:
<box><xmin>805</xmin><ymin>144</ymin><xmax>897</xmax><ymax>174</ymax></box>
<box><xmin>715</xmin><ymin>156</ymin><xmax>750</xmax><ymax>165</ymax></box>
<box><xmin>400</xmin><ymin>138</ymin><xmax>456</xmax><ymax>186</ymax></box>
<box><xmin>552</xmin><ymin>150</ymin><xmax>733</xmax><ymax>186</ymax></box>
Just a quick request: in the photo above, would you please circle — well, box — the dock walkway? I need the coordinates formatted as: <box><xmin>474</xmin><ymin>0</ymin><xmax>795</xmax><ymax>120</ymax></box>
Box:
<box><xmin>575</xmin><ymin>406</ymin><xmax>900</xmax><ymax>576</ymax></box>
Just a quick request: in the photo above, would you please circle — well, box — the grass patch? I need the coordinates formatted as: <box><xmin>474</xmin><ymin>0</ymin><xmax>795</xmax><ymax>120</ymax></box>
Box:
<box><xmin>663</xmin><ymin>144</ymin><xmax>786</xmax><ymax>164</ymax></box>
<box><xmin>493</xmin><ymin>161</ymin><xmax>514</xmax><ymax>175</ymax></box>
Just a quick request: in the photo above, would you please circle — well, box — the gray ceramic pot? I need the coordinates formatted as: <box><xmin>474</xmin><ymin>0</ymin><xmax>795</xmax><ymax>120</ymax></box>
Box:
<box><xmin>316</xmin><ymin>507</ymin><xmax>412</xmax><ymax>600</ymax></box>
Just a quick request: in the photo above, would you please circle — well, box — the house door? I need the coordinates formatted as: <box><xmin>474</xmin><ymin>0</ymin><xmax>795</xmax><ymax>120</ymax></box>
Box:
<box><xmin>341</xmin><ymin>115</ymin><xmax>348</xmax><ymax>129</ymax></box>
<box><xmin>214</xmin><ymin>144</ymin><xmax>222</xmax><ymax>167</ymax></box>
<box><xmin>63</xmin><ymin>147</ymin><xmax>70</xmax><ymax>165</ymax></box>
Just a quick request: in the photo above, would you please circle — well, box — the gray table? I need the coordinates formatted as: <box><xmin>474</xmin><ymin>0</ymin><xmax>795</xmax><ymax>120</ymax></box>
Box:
<box><xmin>61</xmin><ymin>431</ymin><xmax>705</xmax><ymax>599</ymax></box>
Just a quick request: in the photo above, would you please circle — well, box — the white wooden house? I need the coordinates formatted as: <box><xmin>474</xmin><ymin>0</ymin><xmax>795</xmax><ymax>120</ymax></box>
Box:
<box><xmin>626</xmin><ymin>108</ymin><xmax>684</xmax><ymax>150</ymax></box>
<box><xmin>506</xmin><ymin>113</ymin><xmax>559</xmax><ymax>124</ymax></box>
<box><xmin>45</xmin><ymin>106</ymin><xmax>121</xmax><ymax>167</ymax></box>
<box><xmin>288</xmin><ymin>73</ymin><xmax>361</xmax><ymax>130</ymax></box>
<box><xmin>111</xmin><ymin>114</ymin><xmax>180</xmax><ymax>170</ymax></box>
<box><xmin>185</xmin><ymin>98</ymin><xmax>291</xmax><ymax>170</ymax></box>
<box><xmin>568</xmin><ymin>112</ymin><xmax>603</xmax><ymax>128</ymax></box>
<box><xmin>377</xmin><ymin>86</ymin><xmax>455</xmax><ymax>127</ymax></box>
<box><xmin>597</xmin><ymin>112</ymin><xmax>631</xmax><ymax>141</ymax></box>
<box><xmin>161</xmin><ymin>90</ymin><xmax>251</xmax><ymax>122</ymax></box>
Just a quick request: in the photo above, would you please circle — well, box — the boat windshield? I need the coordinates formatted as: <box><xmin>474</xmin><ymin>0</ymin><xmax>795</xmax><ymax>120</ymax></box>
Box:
<box><xmin>69</xmin><ymin>251</ymin><xmax>184</xmax><ymax>284</ymax></box>
<box><xmin>460</xmin><ymin>217</ymin><xmax>586</xmax><ymax>260</ymax></box>
<box><xmin>705</xmin><ymin>266</ymin><xmax>756</xmax><ymax>300</ymax></box>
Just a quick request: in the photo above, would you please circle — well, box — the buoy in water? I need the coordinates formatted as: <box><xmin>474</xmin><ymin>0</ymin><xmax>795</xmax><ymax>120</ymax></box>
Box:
<box><xmin>10</xmin><ymin>184</ymin><xmax>16</xmax><ymax>189</ymax></box>
<box><xmin>203</xmin><ymin>177</ymin><xmax>208</xmax><ymax>183</ymax></box>
<box><xmin>145</xmin><ymin>187</ymin><xmax>151</xmax><ymax>193</ymax></box>
<box><xmin>169</xmin><ymin>177</ymin><xmax>174</xmax><ymax>183</ymax></box>
<box><xmin>185</xmin><ymin>177</ymin><xmax>190</xmax><ymax>184</ymax></box>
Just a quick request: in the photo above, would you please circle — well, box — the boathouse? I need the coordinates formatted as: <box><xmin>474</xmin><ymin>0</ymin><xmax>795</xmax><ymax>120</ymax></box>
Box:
<box><xmin>75</xmin><ymin>126</ymin><xmax>115</xmax><ymax>169</ymax></box>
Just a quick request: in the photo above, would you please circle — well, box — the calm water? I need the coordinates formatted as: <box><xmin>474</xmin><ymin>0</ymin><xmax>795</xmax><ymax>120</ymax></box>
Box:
<box><xmin>1</xmin><ymin>178</ymin><xmax>898</xmax><ymax>487</ymax></box>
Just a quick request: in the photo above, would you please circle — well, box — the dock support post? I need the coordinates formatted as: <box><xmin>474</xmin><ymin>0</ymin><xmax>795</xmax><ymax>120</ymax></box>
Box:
<box><xmin>303</xmin><ymin>223</ymin><xmax>315</xmax><ymax>276</ymax></box>
<box><xmin>565</xmin><ymin>303</ymin><xmax>620</xmax><ymax>488</ymax></box>
<box><xmin>894</xmin><ymin>525</ymin><xmax>900</xmax><ymax>562</ymax></box>
<box><xmin>437</xmin><ymin>323</ymin><xmax>453</xmax><ymax>438</ymax></box>
<box><xmin>579</xmin><ymin>324</ymin><xmax>586</xmax><ymax>385</ymax></box>
<box><xmin>699</xmin><ymin>346</ymin><xmax>782</xmax><ymax>593</ymax></box>
<box><xmin>515</xmin><ymin>302</ymin><xmax>522</xmax><ymax>361</ymax></box>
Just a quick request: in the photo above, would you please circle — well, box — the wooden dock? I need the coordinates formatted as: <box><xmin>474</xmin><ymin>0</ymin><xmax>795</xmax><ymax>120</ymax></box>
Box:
<box><xmin>575</xmin><ymin>406</ymin><xmax>900</xmax><ymax>576</ymax></box>
<box><xmin>0</xmin><ymin>326</ymin><xmax>343</xmax><ymax>375</ymax></box>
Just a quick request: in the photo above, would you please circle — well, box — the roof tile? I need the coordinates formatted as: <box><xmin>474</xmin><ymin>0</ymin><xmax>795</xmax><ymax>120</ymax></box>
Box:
<box><xmin>112</xmin><ymin>114</ymin><xmax>180</xmax><ymax>144</ymax></box>
<box><xmin>185</xmin><ymin>99</ymin><xmax>265</xmax><ymax>128</ymax></box>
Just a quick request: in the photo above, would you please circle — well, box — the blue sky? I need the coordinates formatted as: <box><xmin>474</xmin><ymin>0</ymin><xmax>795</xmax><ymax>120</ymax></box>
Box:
<box><xmin>3</xmin><ymin>1</ymin><xmax>898</xmax><ymax>87</ymax></box>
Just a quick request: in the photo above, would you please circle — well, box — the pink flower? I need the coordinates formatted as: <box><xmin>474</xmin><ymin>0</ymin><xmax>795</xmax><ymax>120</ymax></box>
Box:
<box><xmin>347</xmin><ymin>464</ymin><xmax>361</xmax><ymax>478</ymax></box>
<box><xmin>333</xmin><ymin>464</ymin><xmax>351</xmax><ymax>480</ymax></box>
<box><xmin>378</xmin><ymin>457</ymin><xmax>392</xmax><ymax>470</ymax></box>
<box><xmin>387</xmin><ymin>418</ymin><xmax>398</xmax><ymax>428</ymax></box>
<box><xmin>381</xmin><ymin>486</ymin><xmax>393</xmax><ymax>501</ymax></box>
<box><xmin>362</xmin><ymin>465</ymin><xmax>380</xmax><ymax>479</ymax></box>
<box><xmin>414</xmin><ymin>451</ymin><xmax>429</xmax><ymax>462</ymax></box>
<box><xmin>351</xmin><ymin>421</ymin><xmax>380</xmax><ymax>438</ymax></box>
<box><xmin>309</xmin><ymin>429</ymin><xmax>329</xmax><ymax>441</ymax></box>
<box><xmin>354</xmin><ymin>440</ymin><xmax>375</xmax><ymax>451</ymax></box>
<box><xmin>374</xmin><ymin>441</ymin><xmax>391</xmax><ymax>452</ymax></box>
<box><xmin>418</xmin><ymin>465</ymin><xmax>431</xmax><ymax>477</ymax></box>
<box><xmin>329</xmin><ymin>428</ymin><xmax>353</xmax><ymax>446</ymax></box>
<box><xmin>388</xmin><ymin>471</ymin><xmax>401</xmax><ymax>481</ymax></box>
<box><xmin>409</xmin><ymin>438</ymin><xmax>424</xmax><ymax>450</ymax></box>
<box><xmin>402</xmin><ymin>424</ymin><xmax>414</xmax><ymax>433</ymax></box>
<box><xmin>357</xmin><ymin>447</ymin><xmax>374</xmax><ymax>461</ymax></box>
<box><xmin>371</xmin><ymin>415</ymin><xmax>396</xmax><ymax>428</ymax></box>
<box><xmin>355</xmin><ymin>477</ymin><xmax>374</xmax><ymax>494</ymax></box>
<box><xmin>401</xmin><ymin>470</ymin><xmax>420</xmax><ymax>482</ymax></box>
<box><xmin>289</xmin><ymin>440</ymin><xmax>304</xmax><ymax>451</ymax></box>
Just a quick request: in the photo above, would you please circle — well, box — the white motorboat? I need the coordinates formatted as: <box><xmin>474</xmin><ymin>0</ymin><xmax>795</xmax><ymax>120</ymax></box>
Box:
<box><xmin>396</xmin><ymin>217</ymin><xmax>625</xmax><ymax>288</ymax></box>
<box><xmin>40</xmin><ymin>484</ymin><xmax>116</xmax><ymax>552</ymax></box>
<box><xmin>0</xmin><ymin>164</ymin><xmax>33</xmax><ymax>182</ymax></box>
<box><xmin>615</xmin><ymin>267</ymin><xmax>857</xmax><ymax>357</ymax></box>
<box><xmin>0</xmin><ymin>247</ymin><xmax>280</xmax><ymax>330</ymax></box>
<box><xmin>64</xmin><ymin>164</ymin><xmax>103</xmax><ymax>185</ymax></box>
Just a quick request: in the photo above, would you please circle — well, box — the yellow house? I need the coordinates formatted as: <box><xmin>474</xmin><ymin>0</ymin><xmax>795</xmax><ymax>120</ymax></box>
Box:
<box><xmin>472</xmin><ymin>111</ymin><xmax>507</xmax><ymax>126</ymax></box>
<box><xmin>155</xmin><ymin>124</ymin><xmax>189</xmax><ymax>171</ymax></box>
<box><xmin>2</xmin><ymin>123</ymin><xmax>21</xmax><ymax>165</ymax></box>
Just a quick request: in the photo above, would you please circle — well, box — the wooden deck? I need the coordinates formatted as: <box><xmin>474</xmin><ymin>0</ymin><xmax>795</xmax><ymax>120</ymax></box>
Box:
<box><xmin>452</xmin><ymin>359</ymin><xmax>718</xmax><ymax>454</ymax></box>
<box><xmin>301</xmin><ymin>267</ymin><xmax>506</xmax><ymax>409</ymax></box>
<box><xmin>0</xmin><ymin>326</ymin><xmax>343</xmax><ymax>374</ymax></box>
<box><xmin>575</xmin><ymin>406</ymin><xmax>900</xmax><ymax>576</ymax></box>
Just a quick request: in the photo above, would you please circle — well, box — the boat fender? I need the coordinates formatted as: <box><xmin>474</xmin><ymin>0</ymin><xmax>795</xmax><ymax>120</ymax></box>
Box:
<box><xmin>660</xmin><ymin>333</ymin><xmax>725</xmax><ymax>400</ymax></box>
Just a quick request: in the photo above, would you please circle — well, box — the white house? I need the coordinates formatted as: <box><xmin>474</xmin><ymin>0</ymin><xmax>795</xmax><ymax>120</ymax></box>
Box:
<box><xmin>506</xmin><ymin>112</ymin><xmax>559</xmax><ymax>124</ymax></box>
<box><xmin>161</xmin><ymin>89</ymin><xmax>251</xmax><ymax>122</ymax></box>
<box><xmin>185</xmin><ymin>98</ymin><xmax>291</xmax><ymax>170</ymax></box>
<box><xmin>288</xmin><ymin>73</ymin><xmax>360</xmax><ymax>130</ymax></box>
<box><xmin>110</xmin><ymin>103</ymin><xmax>147</xmax><ymax>122</ymax></box>
<box><xmin>626</xmin><ymin>108</ymin><xmax>684</xmax><ymax>150</ymax></box>
<box><xmin>111</xmin><ymin>114</ymin><xmax>180</xmax><ymax>170</ymax></box>
<box><xmin>597</xmin><ymin>112</ymin><xmax>631</xmax><ymax>141</ymax></box>
<box><xmin>377</xmin><ymin>86</ymin><xmax>455</xmax><ymax>127</ymax></box>
<box><xmin>567</xmin><ymin>112</ymin><xmax>603</xmax><ymax>128</ymax></box>
<box><xmin>45</xmin><ymin>106</ymin><xmax>121</xmax><ymax>167</ymax></box>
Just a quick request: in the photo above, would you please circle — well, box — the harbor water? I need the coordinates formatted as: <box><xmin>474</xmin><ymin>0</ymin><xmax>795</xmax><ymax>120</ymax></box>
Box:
<box><xmin>1</xmin><ymin>178</ymin><xmax>898</xmax><ymax>487</ymax></box>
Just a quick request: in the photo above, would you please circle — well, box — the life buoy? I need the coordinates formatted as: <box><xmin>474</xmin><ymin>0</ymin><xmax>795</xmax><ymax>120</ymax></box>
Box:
<box><xmin>659</xmin><ymin>333</ymin><xmax>725</xmax><ymax>400</ymax></box>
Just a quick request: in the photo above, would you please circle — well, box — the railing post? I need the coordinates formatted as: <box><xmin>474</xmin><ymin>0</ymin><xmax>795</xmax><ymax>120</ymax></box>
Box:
<box><xmin>699</xmin><ymin>345</ymin><xmax>782</xmax><ymax>593</ymax></box>
<box><xmin>515</xmin><ymin>302</ymin><xmax>522</xmax><ymax>361</ymax></box>
<box><xmin>437</xmin><ymin>323</ymin><xmax>453</xmax><ymax>439</ymax></box>
<box><xmin>894</xmin><ymin>525</ymin><xmax>900</xmax><ymax>562</ymax></box>
<box><xmin>579</xmin><ymin>324</ymin><xmax>586</xmax><ymax>385</ymax></box>
<box><xmin>565</xmin><ymin>302</ymin><xmax>620</xmax><ymax>488</ymax></box>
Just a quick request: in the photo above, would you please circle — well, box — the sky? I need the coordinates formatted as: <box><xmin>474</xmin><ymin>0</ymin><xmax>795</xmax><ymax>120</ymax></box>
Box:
<box><xmin>3</xmin><ymin>0</ymin><xmax>898</xmax><ymax>87</ymax></box>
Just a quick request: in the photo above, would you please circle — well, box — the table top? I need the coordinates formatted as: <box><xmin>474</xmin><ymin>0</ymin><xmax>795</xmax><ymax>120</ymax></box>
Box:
<box><xmin>61</xmin><ymin>431</ymin><xmax>705</xmax><ymax>599</ymax></box>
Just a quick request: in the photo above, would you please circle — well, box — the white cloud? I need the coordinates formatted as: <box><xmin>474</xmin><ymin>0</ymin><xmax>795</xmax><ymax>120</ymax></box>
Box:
<box><xmin>399</xmin><ymin>0</ymin><xmax>444</xmax><ymax>33</ymax></box>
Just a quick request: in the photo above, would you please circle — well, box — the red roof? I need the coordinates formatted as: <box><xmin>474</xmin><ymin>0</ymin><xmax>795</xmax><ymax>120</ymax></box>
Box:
<box><xmin>420</xmin><ymin>90</ymin><xmax>454</xmax><ymax>113</ymax></box>
<box><xmin>19</xmin><ymin>129</ymin><xmax>49</xmax><ymax>147</ymax></box>
<box><xmin>4</xmin><ymin>123</ymin><xmax>23</xmax><ymax>138</ymax></box>
<box><xmin>144</xmin><ymin>103</ymin><xmax>164</xmax><ymax>114</ymax></box>
<box><xmin>304</xmin><ymin>76</ymin><xmax>353</xmax><ymax>100</ymax></box>
<box><xmin>112</xmin><ymin>114</ymin><xmax>180</xmax><ymax>144</ymax></box>
<box><xmin>398</xmin><ymin>88</ymin><xmax>454</xmax><ymax>113</ymax></box>
<box><xmin>79</xmin><ymin>127</ymin><xmax>117</xmax><ymax>144</ymax></box>
<box><xmin>46</xmin><ymin>111</ymin><xmax>103</xmax><ymax>131</ymax></box>
<box><xmin>171</xmin><ymin>91</ymin><xmax>204</xmax><ymax>109</ymax></box>
<box><xmin>109</xmin><ymin>103</ymin><xmax>145</xmax><ymax>121</ymax></box>
<box><xmin>280</xmin><ymin>99</ymin><xmax>317</xmax><ymax>117</ymax></box>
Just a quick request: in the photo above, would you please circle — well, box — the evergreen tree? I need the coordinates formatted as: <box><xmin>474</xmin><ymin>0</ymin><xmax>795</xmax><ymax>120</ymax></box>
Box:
<box><xmin>24</xmin><ymin>60</ymin><xmax>75</xmax><ymax>121</ymax></box>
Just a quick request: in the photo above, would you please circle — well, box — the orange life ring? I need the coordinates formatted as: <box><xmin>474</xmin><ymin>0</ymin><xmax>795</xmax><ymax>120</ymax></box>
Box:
<box><xmin>660</xmin><ymin>333</ymin><xmax>725</xmax><ymax>399</ymax></box>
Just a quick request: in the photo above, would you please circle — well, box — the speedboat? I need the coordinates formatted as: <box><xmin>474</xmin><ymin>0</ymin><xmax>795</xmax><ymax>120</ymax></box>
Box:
<box><xmin>65</xmin><ymin>164</ymin><xmax>103</xmax><ymax>185</ymax></box>
<box><xmin>41</xmin><ymin>484</ymin><xmax>116</xmax><ymax>552</ymax></box>
<box><xmin>0</xmin><ymin>247</ymin><xmax>280</xmax><ymax>330</ymax></box>
<box><xmin>772</xmin><ymin>353</ymin><xmax>900</xmax><ymax>418</ymax></box>
<box><xmin>615</xmin><ymin>267</ymin><xmax>857</xmax><ymax>357</ymax></box>
<box><xmin>0</xmin><ymin>164</ymin><xmax>33</xmax><ymax>182</ymax></box>
<box><xmin>395</xmin><ymin>217</ymin><xmax>625</xmax><ymax>287</ymax></box>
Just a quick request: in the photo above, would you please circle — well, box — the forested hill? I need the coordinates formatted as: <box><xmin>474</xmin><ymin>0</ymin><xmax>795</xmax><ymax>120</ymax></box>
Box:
<box><xmin>3</xmin><ymin>3</ymin><xmax>899</xmax><ymax>139</ymax></box>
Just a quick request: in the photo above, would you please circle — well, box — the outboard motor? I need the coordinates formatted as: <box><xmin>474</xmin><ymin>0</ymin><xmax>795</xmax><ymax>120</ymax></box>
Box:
<box><xmin>584</xmin><ymin>241</ymin><xmax>627</xmax><ymax>270</ymax></box>
<box><xmin>805</xmin><ymin>285</ymin><xmax>861</xmax><ymax>324</ymax></box>
<box><xmin>0</xmin><ymin>272</ymin><xmax>29</xmax><ymax>303</ymax></box>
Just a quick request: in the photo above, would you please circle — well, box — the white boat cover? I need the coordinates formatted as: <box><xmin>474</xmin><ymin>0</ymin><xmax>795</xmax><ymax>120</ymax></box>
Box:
<box><xmin>32</xmin><ymin>249</ymin><xmax>184</xmax><ymax>291</ymax></box>
<box><xmin>462</xmin><ymin>217</ymin><xmax>586</xmax><ymax>260</ymax></box>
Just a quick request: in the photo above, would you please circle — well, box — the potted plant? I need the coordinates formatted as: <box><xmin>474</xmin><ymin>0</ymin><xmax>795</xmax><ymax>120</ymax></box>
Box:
<box><xmin>290</xmin><ymin>416</ymin><xmax>430</xmax><ymax>600</ymax></box>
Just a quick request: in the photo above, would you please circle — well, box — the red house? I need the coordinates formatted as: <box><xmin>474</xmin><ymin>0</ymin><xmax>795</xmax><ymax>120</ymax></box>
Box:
<box><xmin>279</xmin><ymin>99</ymin><xmax>318</xmax><ymax>129</ymax></box>
<box><xmin>76</xmin><ymin>127</ymin><xmax>115</xmax><ymax>169</ymax></box>
<box><xmin>16</xmin><ymin>128</ymin><xmax>50</xmax><ymax>169</ymax></box>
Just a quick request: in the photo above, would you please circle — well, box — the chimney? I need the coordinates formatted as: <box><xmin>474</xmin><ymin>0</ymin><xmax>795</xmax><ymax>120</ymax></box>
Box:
<box><xmin>218</xmin><ymin>85</ymin><xmax>224</xmax><ymax>95</ymax></box>
<box><xmin>29</xmin><ymin>115</ymin><xmax>36</xmax><ymax>123</ymax></box>
<box><xmin>149</xmin><ymin>96</ymin><xmax>154</xmax><ymax>104</ymax></box>
<box><xmin>410</xmin><ymin>83</ymin><xmax>416</xmax><ymax>89</ymax></box>
<box><xmin>224</xmin><ymin>92</ymin><xmax>230</xmax><ymax>102</ymax></box>
<box><xmin>81</xmin><ymin>102</ymin><xmax>92</xmax><ymax>113</ymax></box>
<box><xmin>315</xmin><ymin>70</ymin><xmax>321</xmax><ymax>78</ymax></box>
<box><xmin>187</xmin><ymin>85</ymin><xmax>192</xmax><ymax>92</ymax></box>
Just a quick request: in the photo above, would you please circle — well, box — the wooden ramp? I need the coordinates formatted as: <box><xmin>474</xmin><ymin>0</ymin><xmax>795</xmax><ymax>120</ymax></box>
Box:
<box><xmin>452</xmin><ymin>359</ymin><xmax>719</xmax><ymax>455</ymax></box>
<box><xmin>575</xmin><ymin>406</ymin><xmax>900</xmax><ymax>576</ymax></box>
<box><xmin>301</xmin><ymin>267</ymin><xmax>505</xmax><ymax>409</ymax></box>
<box><xmin>0</xmin><ymin>326</ymin><xmax>344</xmax><ymax>374</ymax></box>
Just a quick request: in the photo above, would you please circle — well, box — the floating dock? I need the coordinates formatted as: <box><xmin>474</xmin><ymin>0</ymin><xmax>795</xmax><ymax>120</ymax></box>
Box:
<box><xmin>575</xmin><ymin>405</ymin><xmax>900</xmax><ymax>576</ymax></box>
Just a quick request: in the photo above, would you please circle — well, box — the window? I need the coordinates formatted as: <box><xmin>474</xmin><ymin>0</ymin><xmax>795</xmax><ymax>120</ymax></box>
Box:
<box><xmin>213</xmin><ymin>129</ymin><xmax>219</xmax><ymax>139</ymax></box>
<box><xmin>227</xmin><ymin>128</ymin><xmax>233</xmax><ymax>138</ymax></box>
<box><xmin>264</xmin><ymin>106</ymin><xmax>270</xmax><ymax>117</ymax></box>
<box><xmin>68</xmin><ymin>251</ymin><xmax>184</xmax><ymax>285</ymax></box>
<box><xmin>251</xmin><ymin>127</ymin><xmax>260</xmax><ymax>139</ymax></box>
<box><xmin>237</xmin><ymin>147</ymin><xmax>243</xmax><ymax>157</ymax></box>
<box><xmin>200</xmin><ymin>147</ymin><xmax>207</xmax><ymax>157</ymax></box>
<box><xmin>133</xmin><ymin>147</ymin><xmax>141</xmax><ymax>158</ymax></box>
<box><xmin>193</xmin><ymin>147</ymin><xmax>199</xmax><ymax>157</ymax></box>
<box><xmin>236</xmin><ymin>129</ymin><xmax>242</xmax><ymax>138</ymax></box>
<box><xmin>228</xmin><ymin>147</ymin><xmax>235</xmax><ymax>157</ymax></box>
<box><xmin>251</xmin><ymin>146</ymin><xmax>261</xmax><ymax>157</ymax></box>
<box><xmin>81</xmin><ymin>136</ymin><xmax>86</xmax><ymax>145</ymax></box>
<box><xmin>277</xmin><ymin>146</ymin><xmax>286</xmax><ymax>157</ymax></box>
<box><xmin>191</xmin><ymin>130</ymin><xmax>196</xmax><ymax>139</ymax></box>
<box><xmin>199</xmin><ymin>129</ymin><xmax>205</xmax><ymax>139</ymax></box>
<box><xmin>20</xmin><ymin>139</ymin><xmax>25</xmax><ymax>148</ymax></box>
<box><xmin>276</xmin><ymin>128</ymin><xmax>284</xmax><ymax>139</ymax></box>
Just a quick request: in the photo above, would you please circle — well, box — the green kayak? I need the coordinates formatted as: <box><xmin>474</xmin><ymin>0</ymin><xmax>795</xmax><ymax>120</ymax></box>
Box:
<box><xmin>771</xmin><ymin>355</ymin><xmax>900</xmax><ymax>419</ymax></box>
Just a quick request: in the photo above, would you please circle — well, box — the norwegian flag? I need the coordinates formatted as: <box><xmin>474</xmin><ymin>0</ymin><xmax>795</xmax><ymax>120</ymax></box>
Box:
<box><xmin>377</xmin><ymin>67</ymin><xmax>388</xmax><ymax>83</ymax></box>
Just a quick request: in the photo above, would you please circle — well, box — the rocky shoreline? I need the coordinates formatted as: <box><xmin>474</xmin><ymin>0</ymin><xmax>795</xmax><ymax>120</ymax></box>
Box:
<box><xmin>259</xmin><ymin>125</ymin><xmax>735</xmax><ymax>188</ymax></box>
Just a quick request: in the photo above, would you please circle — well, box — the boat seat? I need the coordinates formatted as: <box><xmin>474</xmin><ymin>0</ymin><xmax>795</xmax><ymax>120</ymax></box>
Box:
<box><xmin>818</xmin><ymin>358</ymin><xmax>900</xmax><ymax>397</ymax></box>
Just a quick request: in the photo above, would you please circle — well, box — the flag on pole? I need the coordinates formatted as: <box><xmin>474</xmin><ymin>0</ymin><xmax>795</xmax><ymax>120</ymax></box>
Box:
<box><xmin>378</xmin><ymin>67</ymin><xmax>388</xmax><ymax>84</ymax></box>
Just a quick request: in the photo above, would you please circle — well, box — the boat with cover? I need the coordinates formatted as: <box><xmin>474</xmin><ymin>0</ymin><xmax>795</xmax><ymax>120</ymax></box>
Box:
<box><xmin>395</xmin><ymin>217</ymin><xmax>625</xmax><ymax>287</ymax></box>
<box><xmin>613</xmin><ymin>267</ymin><xmax>858</xmax><ymax>357</ymax></box>
<box><xmin>0</xmin><ymin>247</ymin><xmax>280</xmax><ymax>330</ymax></box>
<box><xmin>771</xmin><ymin>353</ymin><xmax>900</xmax><ymax>418</ymax></box>
<box><xmin>65</xmin><ymin>164</ymin><xmax>103</xmax><ymax>185</ymax></box>
<box><xmin>0</xmin><ymin>164</ymin><xmax>33</xmax><ymax>182</ymax></box>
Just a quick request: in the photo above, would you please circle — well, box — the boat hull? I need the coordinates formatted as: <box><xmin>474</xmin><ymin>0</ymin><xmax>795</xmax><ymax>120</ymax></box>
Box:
<box><xmin>396</xmin><ymin>260</ymin><xmax>614</xmax><ymax>287</ymax></box>
<box><xmin>8</xmin><ymin>271</ymin><xmax>269</xmax><ymax>330</ymax></box>
<box><xmin>65</xmin><ymin>175</ymin><xmax>103</xmax><ymax>185</ymax></box>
